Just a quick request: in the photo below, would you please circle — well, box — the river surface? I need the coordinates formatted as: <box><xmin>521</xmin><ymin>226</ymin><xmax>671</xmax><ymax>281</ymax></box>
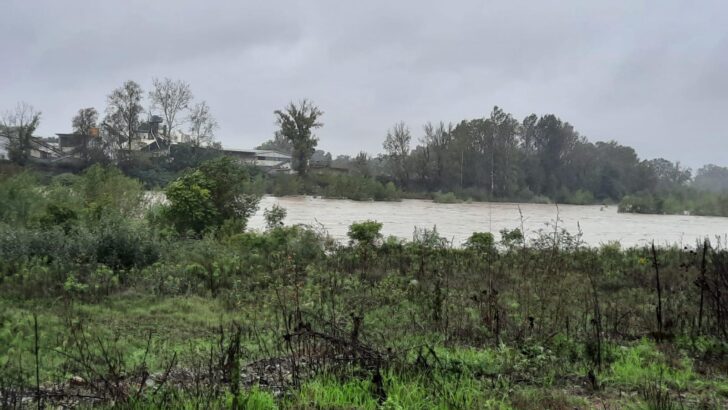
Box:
<box><xmin>248</xmin><ymin>196</ymin><xmax>728</xmax><ymax>248</ymax></box>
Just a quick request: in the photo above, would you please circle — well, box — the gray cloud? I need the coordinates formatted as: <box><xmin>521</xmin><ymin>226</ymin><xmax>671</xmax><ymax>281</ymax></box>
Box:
<box><xmin>1</xmin><ymin>0</ymin><xmax>726</xmax><ymax>168</ymax></box>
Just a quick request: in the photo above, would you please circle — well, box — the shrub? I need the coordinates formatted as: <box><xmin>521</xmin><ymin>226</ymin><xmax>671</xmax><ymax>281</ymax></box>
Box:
<box><xmin>163</xmin><ymin>157</ymin><xmax>261</xmax><ymax>235</ymax></box>
<box><xmin>465</xmin><ymin>232</ymin><xmax>496</xmax><ymax>254</ymax></box>
<box><xmin>264</xmin><ymin>204</ymin><xmax>287</xmax><ymax>230</ymax></box>
<box><xmin>348</xmin><ymin>220</ymin><xmax>383</xmax><ymax>247</ymax></box>
<box><xmin>433</xmin><ymin>191</ymin><xmax>461</xmax><ymax>204</ymax></box>
<box><xmin>76</xmin><ymin>164</ymin><xmax>143</xmax><ymax>218</ymax></box>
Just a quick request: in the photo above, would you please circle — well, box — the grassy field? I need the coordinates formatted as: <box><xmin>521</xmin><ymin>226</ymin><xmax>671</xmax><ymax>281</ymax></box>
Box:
<box><xmin>2</xmin><ymin>165</ymin><xmax>728</xmax><ymax>409</ymax></box>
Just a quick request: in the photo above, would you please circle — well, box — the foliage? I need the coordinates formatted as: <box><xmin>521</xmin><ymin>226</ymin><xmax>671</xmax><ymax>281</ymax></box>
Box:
<box><xmin>2</xmin><ymin>170</ymin><xmax>728</xmax><ymax>408</ymax></box>
<box><xmin>104</xmin><ymin>80</ymin><xmax>144</xmax><ymax>155</ymax></box>
<box><xmin>347</xmin><ymin>220</ymin><xmax>383</xmax><ymax>246</ymax></box>
<box><xmin>432</xmin><ymin>191</ymin><xmax>461</xmax><ymax>203</ymax></box>
<box><xmin>163</xmin><ymin>157</ymin><xmax>261</xmax><ymax>235</ymax></box>
<box><xmin>619</xmin><ymin>188</ymin><xmax>728</xmax><ymax>217</ymax></box>
<box><xmin>0</xmin><ymin>102</ymin><xmax>41</xmax><ymax>165</ymax></box>
<box><xmin>263</xmin><ymin>204</ymin><xmax>287</xmax><ymax>230</ymax></box>
<box><xmin>274</xmin><ymin>99</ymin><xmax>323</xmax><ymax>176</ymax></box>
<box><xmin>464</xmin><ymin>232</ymin><xmax>495</xmax><ymax>254</ymax></box>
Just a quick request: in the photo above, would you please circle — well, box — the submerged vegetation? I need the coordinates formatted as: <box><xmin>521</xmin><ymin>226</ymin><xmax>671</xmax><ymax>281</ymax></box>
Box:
<box><xmin>1</xmin><ymin>161</ymin><xmax>728</xmax><ymax>408</ymax></box>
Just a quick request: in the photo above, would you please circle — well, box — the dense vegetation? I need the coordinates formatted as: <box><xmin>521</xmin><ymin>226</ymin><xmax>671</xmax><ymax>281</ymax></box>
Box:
<box><xmin>5</xmin><ymin>82</ymin><xmax>728</xmax><ymax>215</ymax></box>
<box><xmin>1</xmin><ymin>161</ymin><xmax>728</xmax><ymax>408</ymax></box>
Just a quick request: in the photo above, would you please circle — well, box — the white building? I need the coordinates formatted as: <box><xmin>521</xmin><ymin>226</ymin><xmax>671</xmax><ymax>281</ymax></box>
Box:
<box><xmin>221</xmin><ymin>147</ymin><xmax>293</xmax><ymax>173</ymax></box>
<box><xmin>0</xmin><ymin>135</ymin><xmax>8</xmax><ymax>160</ymax></box>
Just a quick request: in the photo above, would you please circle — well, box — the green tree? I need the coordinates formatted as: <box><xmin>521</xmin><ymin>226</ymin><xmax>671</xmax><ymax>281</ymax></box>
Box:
<box><xmin>263</xmin><ymin>204</ymin><xmax>287</xmax><ymax>230</ymax></box>
<box><xmin>274</xmin><ymin>100</ymin><xmax>323</xmax><ymax>176</ymax></box>
<box><xmin>163</xmin><ymin>157</ymin><xmax>260</xmax><ymax>235</ymax></box>
<box><xmin>104</xmin><ymin>80</ymin><xmax>144</xmax><ymax>157</ymax></box>
<box><xmin>693</xmin><ymin>164</ymin><xmax>728</xmax><ymax>193</ymax></box>
<box><xmin>72</xmin><ymin>107</ymin><xmax>101</xmax><ymax>164</ymax></box>
<box><xmin>1</xmin><ymin>102</ymin><xmax>41</xmax><ymax>165</ymax></box>
<box><xmin>164</xmin><ymin>170</ymin><xmax>219</xmax><ymax>234</ymax></box>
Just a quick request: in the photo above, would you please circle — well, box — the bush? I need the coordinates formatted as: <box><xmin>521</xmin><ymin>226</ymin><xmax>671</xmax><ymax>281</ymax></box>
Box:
<box><xmin>348</xmin><ymin>220</ymin><xmax>383</xmax><ymax>247</ymax></box>
<box><xmin>465</xmin><ymin>232</ymin><xmax>495</xmax><ymax>254</ymax></box>
<box><xmin>433</xmin><ymin>191</ymin><xmax>461</xmax><ymax>204</ymax></box>
<box><xmin>163</xmin><ymin>157</ymin><xmax>261</xmax><ymax>235</ymax></box>
<box><xmin>264</xmin><ymin>204</ymin><xmax>287</xmax><ymax>230</ymax></box>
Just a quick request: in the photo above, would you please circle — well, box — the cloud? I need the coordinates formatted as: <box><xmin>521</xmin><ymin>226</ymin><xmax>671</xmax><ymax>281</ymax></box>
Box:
<box><xmin>1</xmin><ymin>0</ymin><xmax>726</xmax><ymax>168</ymax></box>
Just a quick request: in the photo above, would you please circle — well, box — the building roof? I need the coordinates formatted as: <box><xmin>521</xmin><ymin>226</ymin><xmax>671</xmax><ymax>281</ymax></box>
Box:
<box><xmin>222</xmin><ymin>147</ymin><xmax>291</xmax><ymax>159</ymax></box>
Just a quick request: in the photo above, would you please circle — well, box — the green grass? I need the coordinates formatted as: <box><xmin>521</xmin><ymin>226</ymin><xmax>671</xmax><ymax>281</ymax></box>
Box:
<box><xmin>607</xmin><ymin>339</ymin><xmax>695</xmax><ymax>390</ymax></box>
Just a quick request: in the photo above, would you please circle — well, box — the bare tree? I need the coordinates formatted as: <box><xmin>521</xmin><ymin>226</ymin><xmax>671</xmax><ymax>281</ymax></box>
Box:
<box><xmin>149</xmin><ymin>78</ymin><xmax>193</xmax><ymax>140</ymax></box>
<box><xmin>187</xmin><ymin>101</ymin><xmax>218</xmax><ymax>147</ymax></box>
<box><xmin>383</xmin><ymin>121</ymin><xmax>411</xmax><ymax>186</ymax></box>
<box><xmin>72</xmin><ymin>107</ymin><xmax>99</xmax><ymax>163</ymax></box>
<box><xmin>0</xmin><ymin>102</ymin><xmax>41</xmax><ymax>165</ymax></box>
<box><xmin>274</xmin><ymin>99</ymin><xmax>323</xmax><ymax>176</ymax></box>
<box><xmin>104</xmin><ymin>80</ymin><xmax>144</xmax><ymax>155</ymax></box>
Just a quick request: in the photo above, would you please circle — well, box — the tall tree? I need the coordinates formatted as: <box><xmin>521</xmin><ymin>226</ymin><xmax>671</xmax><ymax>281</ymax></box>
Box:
<box><xmin>274</xmin><ymin>99</ymin><xmax>323</xmax><ymax>176</ymax></box>
<box><xmin>533</xmin><ymin>114</ymin><xmax>579</xmax><ymax>196</ymax></box>
<box><xmin>646</xmin><ymin>158</ymin><xmax>691</xmax><ymax>192</ymax></box>
<box><xmin>489</xmin><ymin>106</ymin><xmax>519</xmax><ymax>196</ymax></box>
<box><xmin>72</xmin><ymin>107</ymin><xmax>99</xmax><ymax>164</ymax></box>
<box><xmin>422</xmin><ymin>121</ymin><xmax>452</xmax><ymax>187</ymax></box>
<box><xmin>104</xmin><ymin>80</ymin><xmax>144</xmax><ymax>155</ymax></box>
<box><xmin>0</xmin><ymin>102</ymin><xmax>41</xmax><ymax>165</ymax></box>
<box><xmin>383</xmin><ymin>122</ymin><xmax>411</xmax><ymax>186</ymax></box>
<box><xmin>149</xmin><ymin>78</ymin><xmax>193</xmax><ymax>140</ymax></box>
<box><xmin>694</xmin><ymin>164</ymin><xmax>728</xmax><ymax>193</ymax></box>
<box><xmin>187</xmin><ymin>101</ymin><xmax>218</xmax><ymax>147</ymax></box>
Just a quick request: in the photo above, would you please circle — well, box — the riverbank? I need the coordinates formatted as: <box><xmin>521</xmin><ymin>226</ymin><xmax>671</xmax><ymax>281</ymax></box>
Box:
<box><xmin>3</xmin><ymin>164</ymin><xmax>728</xmax><ymax>408</ymax></box>
<box><xmin>3</xmin><ymin>221</ymin><xmax>728</xmax><ymax>408</ymax></box>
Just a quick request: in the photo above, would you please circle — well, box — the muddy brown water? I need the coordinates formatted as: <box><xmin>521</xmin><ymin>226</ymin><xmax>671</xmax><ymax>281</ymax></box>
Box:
<box><xmin>247</xmin><ymin>196</ymin><xmax>728</xmax><ymax>248</ymax></box>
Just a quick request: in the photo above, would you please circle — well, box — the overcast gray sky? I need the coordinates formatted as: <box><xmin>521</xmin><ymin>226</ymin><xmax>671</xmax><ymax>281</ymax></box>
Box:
<box><xmin>1</xmin><ymin>0</ymin><xmax>726</xmax><ymax>168</ymax></box>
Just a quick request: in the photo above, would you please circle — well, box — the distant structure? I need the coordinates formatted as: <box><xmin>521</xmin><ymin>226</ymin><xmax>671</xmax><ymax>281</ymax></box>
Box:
<box><xmin>132</xmin><ymin>115</ymin><xmax>173</xmax><ymax>155</ymax></box>
<box><xmin>0</xmin><ymin>132</ymin><xmax>70</xmax><ymax>164</ymax></box>
<box><xmin>6</xmin><ymin>117</ymin><xmax>294</xmax><ymax>174</ymax></box>
<box><xmin>0</xmin><ymin>135</ymin><xmax>8</xmax><ymax>160</ymax></box>
<box><xmin>221</xmin><ymin>147</ymin><xmax>292</xmax><ymax>173</ymax></box>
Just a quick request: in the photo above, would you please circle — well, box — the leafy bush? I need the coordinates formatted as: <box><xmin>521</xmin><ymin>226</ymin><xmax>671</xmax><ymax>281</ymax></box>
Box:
<box><xmin>163</xmin><ymin>157</ymin><xmax>261</xmax><ymax>235</ymax></box>
<box><xmin>433</xmin><ymin>191</ymin><xmax>462</xmax><ymax>204</ymax></box>
<box><xmin>348</xmin><ymin>220</ymin><xmax>383</xmax><ymax>247</ymax></box>
<box><xmin>465</xmin><ymin>232</ymin><xmax>495</xmax><ymax>254</ymax></box>
<box><xmin>264</xmin><ymin>204</ymin><xmax>287</xmax><ymax>230</ymax></box>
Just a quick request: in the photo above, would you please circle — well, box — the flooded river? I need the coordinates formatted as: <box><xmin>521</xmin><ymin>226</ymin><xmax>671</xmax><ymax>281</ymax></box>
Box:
<box><xmin>248</xmin><ymin>196</ymin><xmax>728</xmax><ymax>247</ymax></box>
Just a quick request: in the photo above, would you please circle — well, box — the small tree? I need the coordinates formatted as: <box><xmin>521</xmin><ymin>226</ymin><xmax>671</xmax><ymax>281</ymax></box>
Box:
<box><xmin>164</xmin><ymin>156</ymin><xmax>260</xmax><ymax>235</ymax></box>
<box><xmin>164</xmin><ymin>171</ymin><xmax>219</xmax><ymax>234</ymax></box>
<box><xmin>347</xmin><ymin>220</ymin><xmax>383</xmax><ymax>247</ymax></box>
<box><xmin>465</xmin><ymin>232</ymin><xmax>496</xmax><ymax>255</ymax></box>
<box><xmin>187</xmin><ymin>101</ymin><xmax>218</xmax><ymax>147</ymax></box>
<box><xmin>1</xmin><ymin>102</ymin><xmax>41</xmax><ymax>165</ymax></box>
<box><xmin>104</xmin><ymin>80</ymin><xmax>144</xmax><ymax>156</ymax></box>
<box><xmin>72</xmin><ymin>107</ymin><xmax>99</xmax><ymax>164</ymax></box>
<box><xmin>274</xmin><ymin>100</ymin><xmax>323</xmax><ymax>176</ymax></box>
<box><xmin>348</xmin><ymin>220</ymin><xmax>383</xmax><ymax>276</ymax></box>
<box><xmin>264</xmin><ymin>204</ymin><xmax>287</xmax><ymax>230</ymax></box>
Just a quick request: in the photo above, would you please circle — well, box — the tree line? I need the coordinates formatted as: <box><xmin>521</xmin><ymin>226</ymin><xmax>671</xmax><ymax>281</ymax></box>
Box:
<box><xmin>4</xmin><ymin>87</ymin><xmax>728</xmax><ymax>208</ymax></box>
